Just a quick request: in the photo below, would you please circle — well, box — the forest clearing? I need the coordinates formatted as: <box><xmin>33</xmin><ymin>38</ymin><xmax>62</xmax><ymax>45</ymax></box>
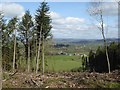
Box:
<box><xmin>1</xmin><ymin>0</ymin><xmax>120</xmax><ymax>89</ymax></box>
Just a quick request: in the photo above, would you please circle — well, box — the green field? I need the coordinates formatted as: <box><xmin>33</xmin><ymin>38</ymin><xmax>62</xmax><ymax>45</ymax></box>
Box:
<box><xmin>45</xmin><ymin>55</ymin><xmax>82</xmax><ymax>72</ymax></box>
<box><xmin>18</xmin><ymin>55</ymin><xmax>82</xmax><ymax>72</ymax></box>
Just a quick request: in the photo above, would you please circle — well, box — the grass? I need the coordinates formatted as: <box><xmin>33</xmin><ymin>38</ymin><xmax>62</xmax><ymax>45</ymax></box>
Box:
<box><xmin>45</xmin><ymin>55</ymin><xmax>82</xmax><ymax>72</ymax></box>
<box><xmin>88</xmin><ymin>79</ymin><xmax>120</xmax><ymax>88</ymax></box>
<box><xmin>105</xmin><ymin>82</ymin><xmax>120</xmax><ymax>88</ymax></box>
<box><xmin>16</xmin><ymin>42</ymin><xmax>99</xmax><ymax>72</ymax></box>
<box><xmin>17</xmin><ymin>55</ymin><xmax>82</xmax><ymax>72</ymax></box>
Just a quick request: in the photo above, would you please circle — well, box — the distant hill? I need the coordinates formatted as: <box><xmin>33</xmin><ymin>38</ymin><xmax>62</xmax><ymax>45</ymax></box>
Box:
<box><xmin>53</xmin><ymin>38</ymin><xmax>120</xmax><ymax>45</ymax></box>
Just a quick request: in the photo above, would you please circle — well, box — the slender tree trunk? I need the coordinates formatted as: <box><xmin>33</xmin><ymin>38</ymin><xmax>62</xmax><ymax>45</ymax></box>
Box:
<box><xmin>25</xmin><ymin>45</ymin><xmax>28</xmax><ymax>65</ymax></box>
<box><xmin>34</xmin><ymin>39</ymin><xmax>38</xmax><ymax>72</ymax></box>
<box><xmin>36</xmin><ymin>31</ymin><xmax>41</xmax><ymax>73</ymax></box>
<box><xmin>13</xmin><ymin>29</ymin><xmax>16</xmax><ymax>72</ymax></box>
<box><xmin>25</xmin><ymin>37</ymin><xmax>28</xmax><ymax>65</ymax></box>
<box><xmin>42</xmin><ymin>36</ymin><xmax>45</xmax><ymax>75</ymax></box>
<box><xmin>102</xmin><ymin>30</ymin><xmax>110</xmax><ymax>73</ymax></box>
<box><xmin>35</xmin><ymin>39</ymin><xmax>38</xmax><ymax>61</ymax></box>
<box><xmin>101</xmin><ymin>14</ymin><xmax>111</xmax><ymax>73</ymax></box>
<box><xmin>27</xmin><ymin>43</ymin><xmax>30</xmax><ymax>72</ymax></box>
<box><xmin>36</xmin><ymin>37</ymin><xmax>40</xmax><ymax>73</ymax></box>
<box><xmin>0</xmin><ymin>30</ymin><xmax>2</xmax><ymax>90</ymax></box>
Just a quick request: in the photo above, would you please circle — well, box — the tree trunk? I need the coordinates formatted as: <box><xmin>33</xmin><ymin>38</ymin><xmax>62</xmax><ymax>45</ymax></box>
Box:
<box><xmin>42</xmin><ymin>36</ymin><xmax>45</xmax><ymax>75</ymax></box>
<box><xmin>25</xmin><ymin>37</ymin><xmax>28</xmax><ymax>65</ymax></box>
<box><xmin>25</xmin><ymin>45</ymin><xmax>28</xmax><ymax>65</ymax></box>
<box><xmin>102</xmin><ymin>30</ymin><xmax>111</xmax><ymax>73</ymax></box>
<box><xmin>101</xmin><ymin>14</ymin><xmax>111</xmax><ymax>73</ymax></box>
<box><xmin>34</xmin><ymin>39</ymin><xmax>38</xmax><ymax>72</ymax></box>
<box><xmin>36</xmin><ymin>31</ymin><xmax>41</xmax><ymax>74</ymax></box>
<box><xmin>27</xmin><ymin>43</ymin><xmax>30</xmax><ymax>72</ymax></box>
<box><xmin>13</xmin><ymin>29</ymin><xmax>16</xmax><ymax>72</ymax></box>
<box><xmin>0</xmin><ymin>30</ymin><xmax>2</xmax><ymax>90</ymax></box>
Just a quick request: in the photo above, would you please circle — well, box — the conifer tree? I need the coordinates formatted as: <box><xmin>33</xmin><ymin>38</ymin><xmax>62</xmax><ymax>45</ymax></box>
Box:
<box><xmin>19</xmin><ymin>10</ymin><xmax>33</xmax><ymax>72</ymax></box>
<box><xmin>35</xmin><ymin>1</ymin><xmax>52</xmax><ymax>74</ymax></box>
<box><xmin>7</xmin><ymin>17</ymin><xmax>18</xmax><ymax>72</ymax></box>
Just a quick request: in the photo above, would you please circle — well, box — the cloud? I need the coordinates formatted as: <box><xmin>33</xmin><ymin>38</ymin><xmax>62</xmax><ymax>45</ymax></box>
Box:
<box><xmin>50</xmin><ymin>11</ymin><xmax>61</xmax><ymax>19</ymax></box>
<box><xmin>0</xmin><ymin>3</ymin><xmax>25</xmax><ymax>18</ymax></box>
<box><xmin>50</xmin><ymin>12</ymin><xmax>85</xmax><ymax>25</ymax></box>
<box><xmin>88</xmin><ymin>2</ymin><xmax>118</xmax><ymax>16</ymax></box>
<box><xmin>50</xmin><ymin>11</ymin><xmax>118</xmax><ymax>39</ymax></box>
<box><xmin>51</xmin><ymin>12</ymin><xmax>86</xmax><ymax>31</ymax></box>
<box><xmin>66</xmin><ymin>17</ymin><xmax>85</xmax><ymax>24</ymax></box>
<box><xmin>50</xmin><ymin>12</ymin><xmax>97</xmax><ymax>39</ymax></box>
<box><xmin>102</xmin><ymin>2</ymin><xmax>118</xmax><ymax>16</ymax></box>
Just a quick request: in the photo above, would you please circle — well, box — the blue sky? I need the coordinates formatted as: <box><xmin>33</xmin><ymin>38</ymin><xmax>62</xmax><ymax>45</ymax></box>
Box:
<box><xmin>0</xmin><ymin>2</ymin><xmax>118</xmax><ymax>39</ymax></box>
<box><xmin>16</xmin><ymin>2</ymin><xmax>89</xmax><ymax>18</ymax></box>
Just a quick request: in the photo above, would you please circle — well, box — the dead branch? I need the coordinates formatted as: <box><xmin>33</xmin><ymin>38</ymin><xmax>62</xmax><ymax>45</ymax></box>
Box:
<box><xmin>31</xmin><ymin>79</ymin><xmax>39</xmax><ymax>86</ymax></box>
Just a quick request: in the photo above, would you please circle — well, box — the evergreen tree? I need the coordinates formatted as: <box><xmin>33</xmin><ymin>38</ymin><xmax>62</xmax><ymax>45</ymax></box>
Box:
<box><xmin>35</xmin><ymin>1</ymin><xmax>52</xmax><ymax>74</ymax></box>
<box><xmin>88</xmin><ymin>42</ymin><xmax>120</xmax><ymax>73</ymax></box>
<box><xmin>89</xmin><ymin>50</ymin><xmax>95</xmax><ymax>72</ymax></box>
<box><xmin>18</xmin><ymin>10</ymin><xmax>34</xmax><ymax>72</ymax></box>
<box><xmin>7</xmin><ymin>17</ymin><xmax>18</xmax><ymax>72</ymax></box>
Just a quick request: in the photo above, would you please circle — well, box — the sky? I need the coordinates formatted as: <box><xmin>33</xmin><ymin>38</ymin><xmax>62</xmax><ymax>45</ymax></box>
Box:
<box><xmin>0</xmin><ymin>1</ymin><xmax>119</xmax><ymax>39</ymax></box>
